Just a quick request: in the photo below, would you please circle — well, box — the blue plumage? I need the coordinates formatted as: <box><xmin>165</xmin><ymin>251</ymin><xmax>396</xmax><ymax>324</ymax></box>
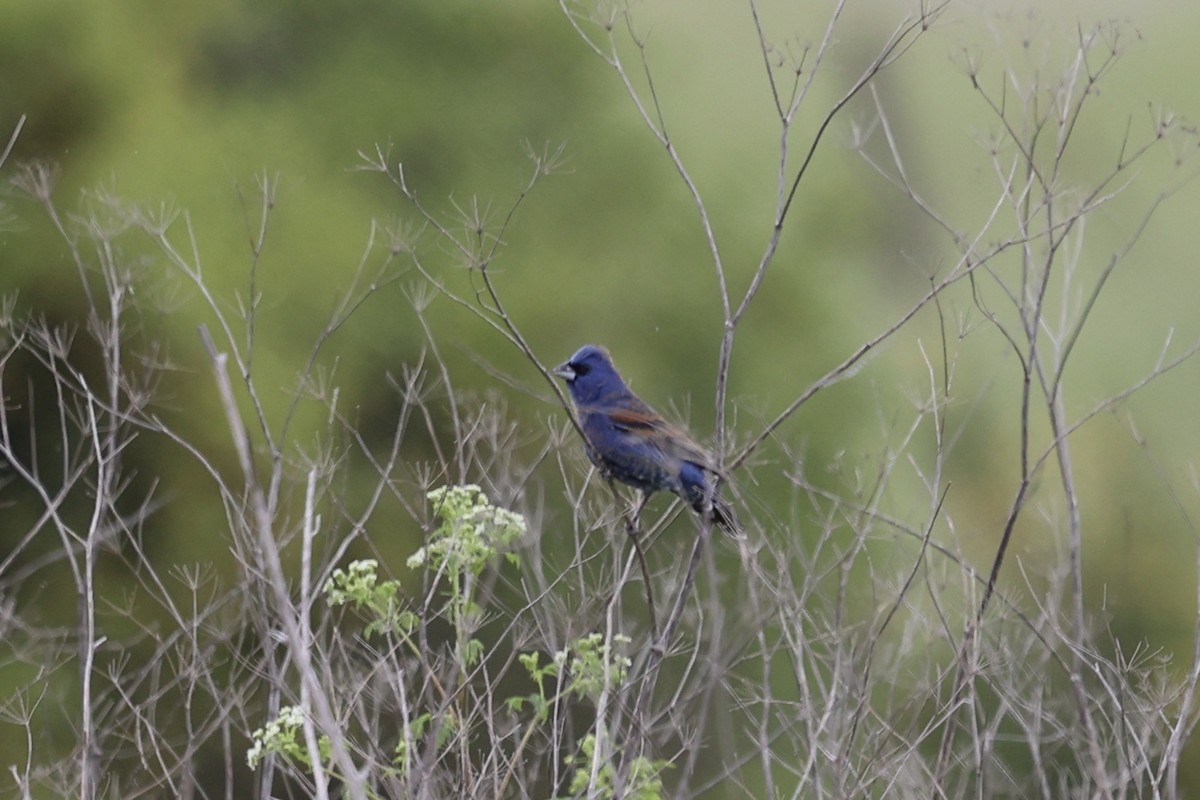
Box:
<box><xmin>553</xmin><ymin>344</ymin><xmax>737</xmax><ymax>533</ymax></box>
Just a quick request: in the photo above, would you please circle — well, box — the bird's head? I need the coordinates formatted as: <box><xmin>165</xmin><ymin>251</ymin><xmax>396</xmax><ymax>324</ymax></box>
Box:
<box><xmin>552</xmin><ymin>344</ymin><xmax>627</xmax><ymax>404</ymax></box>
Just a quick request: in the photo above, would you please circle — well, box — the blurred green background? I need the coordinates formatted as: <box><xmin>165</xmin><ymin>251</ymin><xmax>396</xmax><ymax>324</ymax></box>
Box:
<box><xmin>3</xmin><ymin>0</ymin><xmax>1200</xmax><ymax>793</ymax></box>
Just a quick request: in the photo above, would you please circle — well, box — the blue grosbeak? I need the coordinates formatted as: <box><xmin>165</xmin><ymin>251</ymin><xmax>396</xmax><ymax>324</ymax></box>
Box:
<box><xmin>553</xmin><ymin>344</ymin><xmax>737</xmax><ymax>533</ymax></box>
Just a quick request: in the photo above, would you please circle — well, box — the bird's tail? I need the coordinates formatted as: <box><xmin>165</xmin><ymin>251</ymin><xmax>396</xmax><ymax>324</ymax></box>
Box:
<box><xmin>679</xmin><ymin>469</ymin><xmax>740</xmax><ymax>533</ymax></box>
<box><xmin>688</xmin><ymin>491</ymin><xmax>739</xmax><ymax>534</ymax></box>
<box><xmin>709</xmin><ymin>495</ymin><xmax>740</xmax><ymax>534</ymax></box>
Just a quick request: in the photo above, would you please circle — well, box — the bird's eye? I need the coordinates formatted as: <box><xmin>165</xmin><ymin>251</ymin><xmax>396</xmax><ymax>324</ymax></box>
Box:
<box><xmin>573</xmin><ymin>362</ymin><xmax>590</xmax><ymax>376</ymax></box>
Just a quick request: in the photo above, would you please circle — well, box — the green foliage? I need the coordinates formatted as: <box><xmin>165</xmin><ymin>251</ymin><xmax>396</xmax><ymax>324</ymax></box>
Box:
<box><xmin>562</xmin><ymin>734</ymin><xmax>671</xmax><ymax>800</ymax></box>
<box><xmin>509</xmin><ymin>650</ymin><xmax>561</xmax><ymax>722</ymax></box>
<box><xmin>293</xmin><ymin>489</ymin><xmax>650</xmax><ymax>794</ymax></box>
<box><xmin>558</xmin><ymin>632</ymin><xmax>632</xmax><ymax>703</ymax></box>
<box><xmin>324</xmin><ymin>485</ymin><xmax>525</xmax><ymax>666</ymax></box>
<box><xmin>393</xmin><ymin>709</ymin><xmax>459</xmax><ymax>780</ymax></box>
<box><xmin>412</xmin><ymin>484</ymin><xmax>526</xmax><ymax>669</ymax></box>
<box><xmin>311</xmin><ymin>488</ymin><xmax>530</xmax><ymax>781</ymax></box>
<box><xmin>324</xmin><ymin>558</ymin><xmax>414</xmax><ymax>639</ymax></box>
<box><xmin>409</xmin><ymin>483</ymin><xmax>527</xmax><ymax>576</ymax></box>
<box><xmin>246</xmin><ymin>705</ymin><xmax>331</xmax><ymax>770</ymax></box>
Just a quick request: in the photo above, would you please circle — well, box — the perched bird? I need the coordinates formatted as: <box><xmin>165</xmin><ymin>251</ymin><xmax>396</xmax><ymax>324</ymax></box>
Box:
<box><xmin>552</xmin><ymin>344</ymin><xmax>737</xmax><ymax>533</ymax></box>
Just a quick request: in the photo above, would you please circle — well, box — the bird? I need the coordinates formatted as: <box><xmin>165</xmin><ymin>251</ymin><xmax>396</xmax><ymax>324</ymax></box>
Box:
<box><xmin>552</xmin><ymin>344</ymin><xmax>737</xmax><ymax>533</ymax></box>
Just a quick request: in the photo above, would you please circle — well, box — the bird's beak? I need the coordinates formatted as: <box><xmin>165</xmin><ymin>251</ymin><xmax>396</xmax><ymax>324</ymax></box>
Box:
<box><xmin>552</xmin><ymin>361</ymin><xmax>575</xmax><ymax>381</ymax></box>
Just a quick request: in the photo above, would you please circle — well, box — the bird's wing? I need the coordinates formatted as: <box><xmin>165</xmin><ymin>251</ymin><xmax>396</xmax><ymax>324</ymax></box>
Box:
<box><xmin>606</xmin><ymin>406</ymin><xmax>666</xmax><ymax>433</ymax></box>
<box><xmin>607</xmin><ymin>407</ymin><xmax>715</xmax><ymax>470</ymax></box>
